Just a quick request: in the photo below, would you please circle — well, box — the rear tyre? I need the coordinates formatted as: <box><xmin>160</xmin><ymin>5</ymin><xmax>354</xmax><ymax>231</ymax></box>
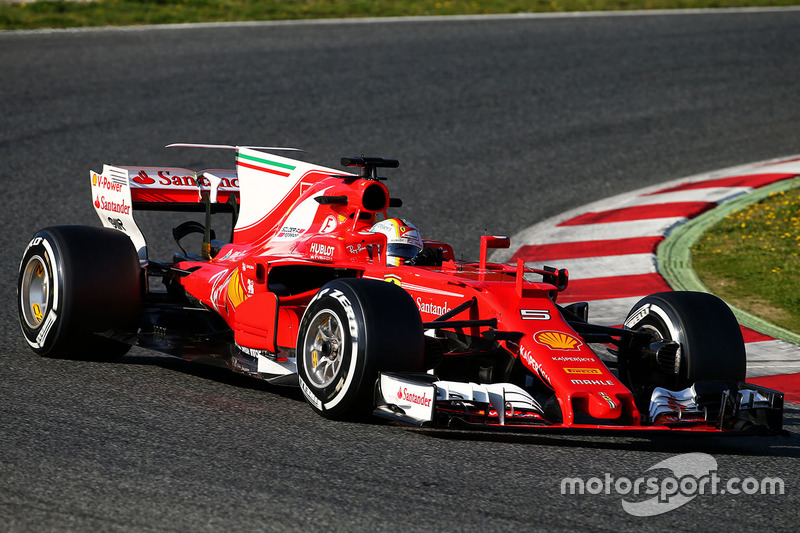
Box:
<box><xmin>296</xmin><ymin>278</ymin><xmax>424</xmax><ymax>420</ymax></box>
<box><xmin>18</xmin><ymin>226</ymin><xmax>141</xmax><ymax>360</ymax></box>
<box><xmin>621</xmin><ymin>291</ymin><xmax>745</xmax><ymax>402</ymax></box>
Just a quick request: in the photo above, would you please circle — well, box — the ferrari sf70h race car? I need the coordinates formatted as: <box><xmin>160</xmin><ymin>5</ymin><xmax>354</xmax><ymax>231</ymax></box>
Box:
<box><xmin>18</xmin><ymin>145</ymin><xmax>784</xmax><ymax>436</ymax></box>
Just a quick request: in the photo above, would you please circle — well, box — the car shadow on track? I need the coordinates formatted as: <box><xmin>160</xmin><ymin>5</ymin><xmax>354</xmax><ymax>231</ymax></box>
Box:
<box><xmin>403</xmin><ymin>405</ymin><xmax>800</xmax><ymax>457</ymax></box>
<box><xmin>118</xmin><ymin>352</ymin><xmax>305</xmax><ymax>403</ymax></box>
<box><xmin>116</xmin><ymin>351</ymin><xmax>800</xmax><ymax>455</ymax></box>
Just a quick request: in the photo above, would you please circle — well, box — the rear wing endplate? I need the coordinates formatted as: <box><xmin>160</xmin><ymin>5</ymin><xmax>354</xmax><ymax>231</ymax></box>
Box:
<box><xmin>90</xmin><ymin>164</ymin><xmax>239</xmax><ymax>262</ymax></box>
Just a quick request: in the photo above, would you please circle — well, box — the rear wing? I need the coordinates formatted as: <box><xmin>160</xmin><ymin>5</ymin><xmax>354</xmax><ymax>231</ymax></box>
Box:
<box><xmin>90</xmin><ymin>164</ymin><xmax>238</xmax><ymax>261</ymax></box>
<box><xmin>109</xmin><ymin>166</ymin><xmax>239</xmax><ymax>210</ymax></box>
<box><xmin>90</xmin><ymin>144</ymin><xmax>352</xmax><ymax>262</ymax></box>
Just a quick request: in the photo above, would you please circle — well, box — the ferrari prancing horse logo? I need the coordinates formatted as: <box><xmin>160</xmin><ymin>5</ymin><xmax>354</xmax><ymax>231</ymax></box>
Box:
<box><xmin>383</xmin><ymin>274</ymin><xmax>401</xmax><ymax>286</ymax></box>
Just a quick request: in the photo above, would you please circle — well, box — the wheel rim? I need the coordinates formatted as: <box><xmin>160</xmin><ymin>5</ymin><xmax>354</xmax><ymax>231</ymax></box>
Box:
<box><xmin>638</xmin><ymin>323</ymin><xmax>666</xmax><ymax>342</ymax></box>
<box><xmin>624</xmin><ymin>309</ymin><xmax>683</xmax><ymax>397</ymax></box>
<box><xmin>20</xmin><ymin>255</ymin><xmax>49</xmax><ymax>329</ymax></box>
<box><xmin>303</xmin><ymin>310</ymin><xmax>345</xmax><ymax>388</ymax></box>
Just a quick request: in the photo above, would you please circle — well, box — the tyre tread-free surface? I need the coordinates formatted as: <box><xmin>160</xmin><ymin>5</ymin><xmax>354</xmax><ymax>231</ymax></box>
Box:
<box><xmin>624</xmin><ymin>291</ymin><xmax>746</xmax><ymax>392</ymax></box>
<box><xmin>297</xmin><ymin>278</ymin><xmax>424</xmax><ymax>419</ymax></box>
<box><xmin>17</xmin><ymin>225</ymin><xmax>140</xmax><ymax>359</ymax></box>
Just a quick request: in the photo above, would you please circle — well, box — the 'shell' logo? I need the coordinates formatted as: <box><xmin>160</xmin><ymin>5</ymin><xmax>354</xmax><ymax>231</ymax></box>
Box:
<box><xmin>534</xmin><ymin>331</ymin><xmax>583</xmax><ymax>351</ymax></box>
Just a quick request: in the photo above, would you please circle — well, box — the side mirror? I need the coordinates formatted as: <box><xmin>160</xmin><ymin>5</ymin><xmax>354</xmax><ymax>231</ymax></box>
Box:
<box><xmin>479</xmin><ymin>235</ymin><xmax>510</xmax><ymax>272</ymax></box>
<box><xmin>241</xmin><ymin>260</ymin><xmax>266</xmax><ymax>284</ymax></box>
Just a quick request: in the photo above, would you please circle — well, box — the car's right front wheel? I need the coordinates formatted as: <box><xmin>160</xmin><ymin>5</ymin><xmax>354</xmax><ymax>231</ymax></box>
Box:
<box><xmin>620</xmin><ymin>291</ymin><xmax>746</xmax><ymax>406</ymax></box>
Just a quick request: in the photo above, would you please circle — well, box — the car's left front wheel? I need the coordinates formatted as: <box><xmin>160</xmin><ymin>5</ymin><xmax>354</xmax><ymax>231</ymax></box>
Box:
<box><xmin>296</xmin><ymin>278</ymin><xmax>425</xmax><ymax>420</ymax></box>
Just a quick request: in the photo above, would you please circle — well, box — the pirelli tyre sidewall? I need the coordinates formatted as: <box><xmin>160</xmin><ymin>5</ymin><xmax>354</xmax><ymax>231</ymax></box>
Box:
<box><xmin>18</xmin><ymin>226</ymin><xmax>141</xmax><ymax>359</ymax></box>
<box><xmin>624</xmin><ymin>291</ymin><xmax>746</xmax><ymax>390</ymax></box>
<box><xmin>297</xmin><ymin>278</ymin><xmax>424</xmax><ymax>420</ymax></box>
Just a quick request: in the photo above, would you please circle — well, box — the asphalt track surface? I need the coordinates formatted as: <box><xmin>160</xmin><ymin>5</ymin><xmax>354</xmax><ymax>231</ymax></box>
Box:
<box><xmin>2</xmin><ymin>10</ymin><xmax>800</xmax><ymax>532</ymax></box>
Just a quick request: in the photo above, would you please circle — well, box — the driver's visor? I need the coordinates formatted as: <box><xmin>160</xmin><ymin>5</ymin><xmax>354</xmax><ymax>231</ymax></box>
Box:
<box><xmin>387</xmin><ymin>243</ymin><xmax>421</xmax><ymax>260</ymax></box>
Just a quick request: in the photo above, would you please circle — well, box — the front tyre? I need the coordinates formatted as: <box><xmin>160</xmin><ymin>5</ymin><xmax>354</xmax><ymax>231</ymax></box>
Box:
<box><xmin>296</xmin><ymin>279</ymin><xmax>424</xmax><ymax>420</ymax></box>
<box><xmin>621</xmin><ymin>291</ymin><xmax>746</xmax><ymax>399</ymax></box>
<box><xmin>18</xmin><ymin>226</ymin><xmax>141</xmax><ymax>360</ymax></box>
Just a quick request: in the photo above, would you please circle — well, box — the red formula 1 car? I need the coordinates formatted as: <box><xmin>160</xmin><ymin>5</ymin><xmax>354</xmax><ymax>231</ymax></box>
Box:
<box><xmin>17</xmin><ymin>145</ymin><xmax>784</xmax><ymax>435</ymax></box>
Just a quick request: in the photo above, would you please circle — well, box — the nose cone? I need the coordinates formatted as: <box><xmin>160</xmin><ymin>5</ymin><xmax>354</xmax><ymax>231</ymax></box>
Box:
<box><xmin>587</xmin><ymin>391</ymin><xmax>622</xmax><ymax>419</ymax></box>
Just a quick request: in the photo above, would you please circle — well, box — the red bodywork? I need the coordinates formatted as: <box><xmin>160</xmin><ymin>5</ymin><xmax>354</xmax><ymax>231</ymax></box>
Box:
<box><xmin>90</xmin><ymin>148</ymin><xmax>782</xmax><ymax>434</ymax></box>
<box><xmin>168</xmin><ymin>162</ymin><xmax>632</xmax><ymax>426</ymax></box>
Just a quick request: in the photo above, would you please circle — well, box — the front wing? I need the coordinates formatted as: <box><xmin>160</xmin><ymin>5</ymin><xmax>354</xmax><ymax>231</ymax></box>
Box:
<box><xmin>374</xmin><ymin>372</ymin><xmax>785</xmax><ymax>436</ymax></box>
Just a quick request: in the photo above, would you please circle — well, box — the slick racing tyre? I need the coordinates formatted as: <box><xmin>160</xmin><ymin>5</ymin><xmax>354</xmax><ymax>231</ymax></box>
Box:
<box><xmin>18</xmin><ymin>226</ymin><xmax>141</xmax><ymax>360</ymax></box>
<box><xmin>297</xmin><ymin>278</ymin><xmax>425</xmax><ymax>420</ymax></box>
<box><xmin>621</xmin><ymin>291</ymin><xmax>745</xmax><ymax>398</ymax></box>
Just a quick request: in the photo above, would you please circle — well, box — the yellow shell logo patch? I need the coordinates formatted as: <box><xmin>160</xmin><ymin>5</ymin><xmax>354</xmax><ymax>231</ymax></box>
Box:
<box><xmin>534</xmin><ymin>331</ymin><xmax>583</xmax><ymax>351</ymax></box>
<box><xmin>227</xmin><ymin>269</ymin><xmax>246</xmax><ymax>308</ymax></box>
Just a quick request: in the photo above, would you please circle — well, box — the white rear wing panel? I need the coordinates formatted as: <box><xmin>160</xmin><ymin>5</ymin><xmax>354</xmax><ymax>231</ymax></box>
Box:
<box><xmin>91</xmin><ymin>165</ymin><xmax>148</xmax><ymax>261</ymax></box>
<box><xmin>233</xmin><ymin>148</ymin><xmax>351</xmax><ymax>244</ymax></box>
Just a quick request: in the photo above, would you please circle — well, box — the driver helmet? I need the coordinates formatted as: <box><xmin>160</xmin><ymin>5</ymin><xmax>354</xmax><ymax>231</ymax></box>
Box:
<box><xmin>370</xmin><ymin>218</ymin><xmax>423</xmax><ymax>266</ymax></box>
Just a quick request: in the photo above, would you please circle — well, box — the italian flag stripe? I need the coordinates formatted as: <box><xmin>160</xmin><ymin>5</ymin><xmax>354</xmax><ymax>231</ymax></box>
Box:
<box><xmin>237</xmin><ymin>160</ymin><xmax>291</xmax><ymax>177</ymax></box>
<box><xmin>238</xmin><ymin>153</ymin><xmax>296</xmax><ymax>171</ymax></box>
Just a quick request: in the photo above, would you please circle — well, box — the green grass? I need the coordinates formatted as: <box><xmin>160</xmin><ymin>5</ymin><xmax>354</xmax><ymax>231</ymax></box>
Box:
<box><xmin>2</xmin><ymin>0</ymin><xmax>799</xmax><ymax>30</ymax></box>
<box><xmin>692</xmin><ymin>179</ymin><xmax>800</xmax><ymax>333</ymax></box>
